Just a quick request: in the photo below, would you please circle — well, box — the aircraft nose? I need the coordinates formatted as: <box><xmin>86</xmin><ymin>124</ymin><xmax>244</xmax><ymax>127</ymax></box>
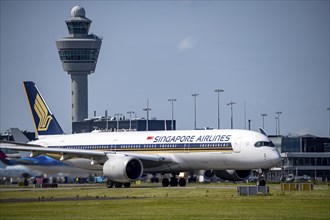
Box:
<box><xmin>270</xmin><ymin>148</ymin><xmax>281</xmax><ymax>166</ymax></box>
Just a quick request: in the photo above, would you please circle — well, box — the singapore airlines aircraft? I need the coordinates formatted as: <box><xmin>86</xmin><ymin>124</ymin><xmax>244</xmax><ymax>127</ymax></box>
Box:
<box><xmin>0</xmin><ymin>81</ymin><xmax>281</xmax><ymax>188</ymax></box>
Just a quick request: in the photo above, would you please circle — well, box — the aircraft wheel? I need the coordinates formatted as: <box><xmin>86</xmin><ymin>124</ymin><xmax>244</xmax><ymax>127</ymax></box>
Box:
<box><xmin>178</xmin><ymin>178</ymin><xmax>186</xmax><ymax>187</ymax></box>
<box><xmin>106</xmin><ymin>180</ymin><xmax>114</xmax><ymax>188</ymax></box>
<box><xmin>170</xmin><ymin>177</ymin><xmax>178</xmax><ymax>187</ymax></box>
<box><xmin>188</xmin><ymin>177</ymin><xmax>197</xmax><ymax>183</ymax></box>
<box><xmin>114</xmin><ymin>182</ymin><xmax>123</xmax><ymax>188</ymax></box>
<box><xmin>258</xmin><ymin>179</ymin><xmax>266</xmax><ymax>186</ymax></box>
<box><xmin>124</xmin><ymin>182</ymin><xmax>131</xmax><ymax>188</ymax></box>
<box><xmin>162</xmin><ymin>178</ymin><xmax>170</xmax><ymax>187</ymax></box>
<box><xmin>151</xmin><ymin>177</ymin><xmax>159</xmax><ymax>183</ymax></box>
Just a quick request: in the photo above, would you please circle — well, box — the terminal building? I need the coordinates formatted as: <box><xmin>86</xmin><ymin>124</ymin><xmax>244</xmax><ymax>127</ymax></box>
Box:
<box><xmin>269</xmin><ymin>135</ymin><xmax>330</xmax><ymax>181</ymax></box>
<box><xmin>72</xmin><ymin>117</ymin><xmax>176</xmax><ymax>133</ymax></box>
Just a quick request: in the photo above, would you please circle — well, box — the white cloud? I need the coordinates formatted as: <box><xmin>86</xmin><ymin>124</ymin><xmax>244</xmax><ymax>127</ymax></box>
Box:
<box><xmin>178</xmin><ymin>36</ymin><xmax>196</xmax><ymax>51</ymax></box>
<box><xmin>297</xmin><ymin>128</ymin><xmax>312</xmax><ymax>136</ymax></box>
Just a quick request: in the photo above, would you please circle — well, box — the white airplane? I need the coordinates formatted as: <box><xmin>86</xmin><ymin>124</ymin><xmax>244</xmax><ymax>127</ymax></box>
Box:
<box><xmin>0</xmin><ymin>81</ymin><xmax>281</xmax><ymax>188</ymax></box>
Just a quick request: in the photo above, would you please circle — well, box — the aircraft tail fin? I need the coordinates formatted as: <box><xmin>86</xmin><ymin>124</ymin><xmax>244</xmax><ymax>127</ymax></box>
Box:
<box><xmin>0</xmin><ymin>149</ymin><xmax>9</xmax><ymax>164</ymax></box>
<box><xmin>23</xmin><ymin>81</ymin><xmax>64</xmax><ymax>136</ymax></box>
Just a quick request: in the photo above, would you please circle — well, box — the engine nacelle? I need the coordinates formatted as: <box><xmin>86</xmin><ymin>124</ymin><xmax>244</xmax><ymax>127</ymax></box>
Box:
<box><xmin>204</xmin><ymin>170</ymin><xmax>215</xmax><ymax>178</ymax></box>
<box><xmin>103</xmin><ymin>156</ymin><xmax>143</xmax><ymax>183</ymax></box>
<box><xmin>213</xmin><ymin>170</ymin><xmax>252</xmax><ymax>181</ymax></box>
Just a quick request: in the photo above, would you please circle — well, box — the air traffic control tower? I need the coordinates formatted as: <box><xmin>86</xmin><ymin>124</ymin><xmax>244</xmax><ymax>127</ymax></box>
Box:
<box><xmin>56</xmin><ymin>6</ymin><xmax>102</xmax><ymax>123</ymax></box>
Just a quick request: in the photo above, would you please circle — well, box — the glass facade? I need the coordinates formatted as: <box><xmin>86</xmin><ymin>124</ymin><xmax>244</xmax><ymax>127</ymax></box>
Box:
<box><xmin>72</xmin><ymin>119</ymin><xmax>176</xmax><ymax>133</ymax></box>
<box><xmin>66</xmin><ymin>22</ymin><xmax>90</xmax><ymax>34</ymax></box>
<box><xmin>281</xmin><ymin>137</ymin><xmax>301</xmax><ymax>152</ymax></box>
<box><xmin>289</xmin><ymin>156</ymin><xmax>330</xmax><ymax>166</ymax></box>
<box><xmin>270</xmin><ymin>136</ymin><xmax>330</xmax><ymax>181</ymax></box>
<box><xmin>58</xmin><ymin>49</ymin><xmax>99</xmax><ymax>62</ymax></box>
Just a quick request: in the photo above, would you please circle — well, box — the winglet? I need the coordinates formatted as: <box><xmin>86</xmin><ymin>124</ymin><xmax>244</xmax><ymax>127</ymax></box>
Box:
<box><xmin>23</xmin><ymin>81</ymin><xmax>64</xmax><ymax>136</ymax></box>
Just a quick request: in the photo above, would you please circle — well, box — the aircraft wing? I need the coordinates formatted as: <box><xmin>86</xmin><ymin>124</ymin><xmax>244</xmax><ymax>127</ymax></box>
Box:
<box><xmin>0</xmin><ymin>141</ymin><xmax>106</xmax><ymax>156</ymax></box>
<box><xmin>0</xmin><ymin>141</ymin><xmax>173</xmax><ymax>167</ymax></box>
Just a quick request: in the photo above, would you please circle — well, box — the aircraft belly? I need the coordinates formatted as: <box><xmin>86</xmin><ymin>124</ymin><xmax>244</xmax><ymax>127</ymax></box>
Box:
<box><xmin>154</xmin><ymin>152</ymin><xmax>234</xmax><ymax>171</ymax></box>
<box><xmin>65</xmin><ymin>158</ymin><xmax>103</xmax><ymax>171</ymax></box>
<box><xmin>144</xmin><ymin>165</ymin><xmax>172</xmax><ymax>173</ymax></box>
<box><xmin>210</xmin><ymin>152</ymin><xmax>258</xmax><ymax>170</ymax></box>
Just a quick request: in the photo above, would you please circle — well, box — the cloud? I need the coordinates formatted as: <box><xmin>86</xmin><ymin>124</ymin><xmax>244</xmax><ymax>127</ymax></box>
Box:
<box><xmin>297</xmin><ymin>128</ymin><xmax>312</xmax><ymax>136</ymax></box>
<box><xmin>178</xmin><ymin>36</ymin><xmax>196</xmax><ymax>51</ymax></box>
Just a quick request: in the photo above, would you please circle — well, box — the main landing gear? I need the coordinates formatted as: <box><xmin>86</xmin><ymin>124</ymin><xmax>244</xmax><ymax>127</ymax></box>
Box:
<box><xmin>105</xmin><ymin>174</ymin><xmax>188</xmax><ymax>188</ymax></box>
<box><xmin>162</xmin><ymin>176</ymin><xmax>186</xmax><ymax>187</ymax></box>
<box><xmin>106</xmin><ymin>179</ymin><xmax>131</xmax><ymax>188</ymax></box>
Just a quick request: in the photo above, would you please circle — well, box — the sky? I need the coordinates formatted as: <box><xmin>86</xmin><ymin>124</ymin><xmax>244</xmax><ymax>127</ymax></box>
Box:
<box><xmin>1</xmin><ymin>0</ymin><xmax>329</xmax><ymax>137</ymax></box>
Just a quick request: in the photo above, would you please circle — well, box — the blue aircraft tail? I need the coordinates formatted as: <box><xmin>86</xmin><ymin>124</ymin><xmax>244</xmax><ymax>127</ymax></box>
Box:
<box><xmin>23</xmin><ymin>81</ymin><xmax>64</xmax><ymax>136</ymax></box>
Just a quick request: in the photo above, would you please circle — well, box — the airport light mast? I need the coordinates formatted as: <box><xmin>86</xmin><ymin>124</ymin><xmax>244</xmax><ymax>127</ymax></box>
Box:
<box><xmin>114</xmin><ymin>113</ymin><xmax>122</xmax><ymax>131</ymax></box>
<box><xmin>168</xmin><ymin>98</ymin><xmax>177</xmax><ymax>130</ymax></box>
<box><xmin>259</xmin><ymin>113</ymin><xmax>267</xmax><ymax>129</ymax></box>
<box><xmin>327</xmin><ymin>107</ymin><xmax>330</xmax><ymax>137</ymax></box>
<box><xmin>127</xmin><ymin>111</ymin><xmax>135</xmax><ymax>130</ymax></box>
<box><xmin>275</xmin><ymin>111</ymin><xmax>282</xmax><ymax>135</ymax></box>
<box><xmin>214</xmin><ymin>89</ymin><xmax>224</xmax><ymax>129</ymax></box>
<box><xmin>56</xmin><ymin>6</ymin><xmax>102</xmax><ymax>125</ymax></box>
<box><xmin>192</xmin><ymin>94</ymin><xmax>199</xmax><ymax>130</ymax></box>
<box><xmin>275</xmin><ymin>116</ymin><xmax>279</xmax><ymax>135</ymax></box>
<box><xmin>227</xmin><ymin>100</ymin><xmax>236</xmax><ymax>129</ymax></box>
<box><xmin>143</xmin><ymin>99</ymin><xmax>152</xmax><ymax>131</ymax></box>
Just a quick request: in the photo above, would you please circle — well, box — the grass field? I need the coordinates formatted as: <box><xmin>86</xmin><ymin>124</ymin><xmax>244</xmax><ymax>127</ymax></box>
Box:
<box><xmin>0</xmin><ymin>183</ymin><xmax>329</xmax><ymax>220</ymax></box>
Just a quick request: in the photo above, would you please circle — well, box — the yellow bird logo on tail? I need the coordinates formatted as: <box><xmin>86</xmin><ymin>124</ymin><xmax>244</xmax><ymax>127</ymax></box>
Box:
<box><xmin>34</xmin><ymin>94</ymin><xmax>53</xmax><ymax>131</ymax></box>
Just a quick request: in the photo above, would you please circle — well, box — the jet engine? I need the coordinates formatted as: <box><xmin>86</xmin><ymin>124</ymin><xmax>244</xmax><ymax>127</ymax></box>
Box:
<box><xmin>205</xmin><ymin>170</ymin><xmax>252</xmax><ymax>181</ymax></box>
<box><xmin>103</xmin><ymin>156</ymin><xmax>143</xmax><ymax>183</ymax></box>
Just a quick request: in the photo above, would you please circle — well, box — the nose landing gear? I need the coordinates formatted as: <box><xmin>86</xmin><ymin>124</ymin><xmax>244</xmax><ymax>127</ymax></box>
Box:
<box><xmin>257</xmin><ymin>169</ymin><xmax>267</xmax><ymax>186</ymax></box>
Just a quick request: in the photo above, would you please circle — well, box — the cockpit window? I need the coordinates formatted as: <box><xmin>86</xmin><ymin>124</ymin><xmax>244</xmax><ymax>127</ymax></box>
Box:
<box><xmin>254</xmin><ymin>141</ymin><xmax>275</xmax><ymax>148</ymax></box>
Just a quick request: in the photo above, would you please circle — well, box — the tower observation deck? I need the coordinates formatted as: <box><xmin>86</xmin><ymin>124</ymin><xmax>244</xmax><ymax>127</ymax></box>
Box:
<box><xmin>56</xmin><ymin>6</ymin><xmax>102</xmax><ymax>124</ymax></box>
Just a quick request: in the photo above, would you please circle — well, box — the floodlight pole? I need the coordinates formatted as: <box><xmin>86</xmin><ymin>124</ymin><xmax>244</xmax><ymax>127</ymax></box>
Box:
<box><xmin>143</xmin><ymin>99</ymin><xmax>151</xmax><ymax>131</ymax></box>
<box><xmin>260</xmin><ymin>113</ymin><xmax>267</xmax><ymax>129</ymax></box>
<box><xmin>127</xmin><ymin>111</ymin><xmax>135</xmax><ymax>130</ymax></box>
<box><xmin>168</xmin><ymin>98</ymin><xmax>177</xmax><ymax>130</ymax></box>
<box><xmin>327</xmin><ymin>108</ymin><xmax>330</xmax><ymax>137</ymax></box>
<box><xmin>114</xmin><ymin>113</ymin><xmax>122</xmax><ymax>131</ymax></box>
<box><xmin>215</xmin><ymin>89</ymin><xmax>224</xmax><ymax>129</ymax></box>
<box><xmin>227</xmin><ymin>100</ymin><xmax>236</xmax><ymax>129</ymax></box>
<box><xmin>275</xmin><ymin>111</ymin><xmax>282</xmax><ymax>135</ymax></box>
<box><xmin>192</xmin><ymin>94</ymin><xmax>199</xmax><ymax>130</ymax></box>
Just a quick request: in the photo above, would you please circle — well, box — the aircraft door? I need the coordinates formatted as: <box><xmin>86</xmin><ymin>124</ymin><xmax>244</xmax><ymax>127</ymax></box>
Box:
<box><xmin>184</xmin><ymin>143</ymin><xmax>190</xmax><ymax>152</ymax></box>
<box><xmin>233</xmin><ymin>137</ymin><xmax>242</xmax><ymax>153</ymax></box>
